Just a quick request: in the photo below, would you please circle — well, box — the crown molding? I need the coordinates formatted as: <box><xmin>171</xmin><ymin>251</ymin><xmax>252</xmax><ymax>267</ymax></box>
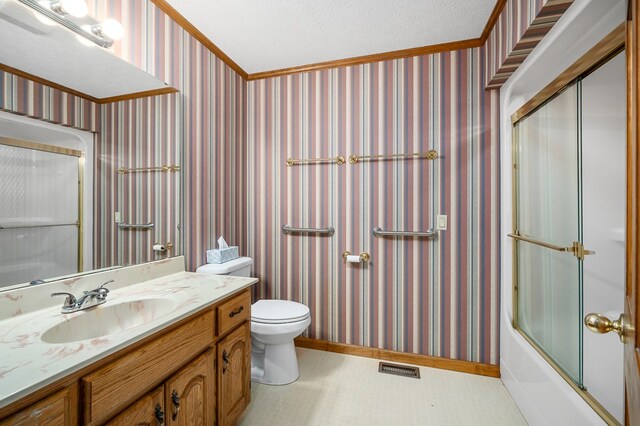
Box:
<box><xmin>95</xmin><ymin>87</ymin><xmax>179</xmax><ymax>104</ymax></box>
<box><xmin>246</xmin><ymin>38</ymin><xmax>483</xmax><ymax>81</ymax></box>
<box><xmin>481</xmin><ymin>0</ymin><xmax>508</xmax><ymax>43</ymax></box>
<box><xmin>0</xmin><ymin>63</ymin><xmax>101</xmax><ymax>103</ymax></box>
<box><xmin>1</xmin><ymin>63</ymin><xmax>178</xmax><ymax>105</ymax></box>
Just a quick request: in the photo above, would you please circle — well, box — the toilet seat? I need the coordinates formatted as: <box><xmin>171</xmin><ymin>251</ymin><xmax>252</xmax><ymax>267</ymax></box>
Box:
<box><xmin>252</xmin><ymin>299</ymin><xmax>310</xmax><ymax>324</ymax></box>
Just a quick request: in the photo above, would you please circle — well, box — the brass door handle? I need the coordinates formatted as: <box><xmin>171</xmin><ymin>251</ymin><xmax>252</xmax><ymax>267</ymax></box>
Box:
<box><xmin>584</xmin><ymin>313</ymin><xmax>629</xmax><ymax>342</ymax></box>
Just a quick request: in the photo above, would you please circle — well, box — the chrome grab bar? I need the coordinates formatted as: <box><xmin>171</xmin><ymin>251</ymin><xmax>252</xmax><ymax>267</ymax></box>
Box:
<box><xmin>118</xmin><ymin>222</ymin><xmax>154</xmax><ymax>230</ymax></box>
<box><xmin>0</xmin><ymin>222</ymin><xmax>78</xmax><ymax>230</ymax></box>
<box><xmin>372</xmin><ymin>227</ymin><xmax>437</xmax><ymax>239</ymax></box>
<box><xmin>281</xmin><ymin>225</ymin><xmax>335</xmax><ymax>236</ymax></box>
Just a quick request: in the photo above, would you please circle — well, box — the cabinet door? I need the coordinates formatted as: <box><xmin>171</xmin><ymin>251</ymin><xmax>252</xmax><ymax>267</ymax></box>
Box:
<box><xmin>165</xmin><ymin>350</ymin><xmax>215</xmax><ymax>426</ymax></box>
<box><xmin>218</xmin><ymin>322</ymin><xmax>250</xmax><ymax>426</ymax></box>
<box><xmin>0</xmin><ymin>386</ymin><xmax>77</xmax><ymax>426</ymax></box>
<box><xmin>107</xmin><ymin>387</ymin><xmax>165</xmax><ymax>426</ymax></box>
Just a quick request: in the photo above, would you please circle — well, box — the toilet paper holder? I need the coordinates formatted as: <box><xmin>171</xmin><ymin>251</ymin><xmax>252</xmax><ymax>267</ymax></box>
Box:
<box><xmin>153</xmin><ymin>242</ymin><xmax>174</xmax><ymax>253</ymax></box>
<box><xmin>342</xmin><ymin>251</ymin><xmax>371</xmax><ymax>263</ymax></box>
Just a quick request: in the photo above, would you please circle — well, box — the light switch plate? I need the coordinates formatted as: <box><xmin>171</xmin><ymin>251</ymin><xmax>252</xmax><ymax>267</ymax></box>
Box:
<box><xmin>114</xmin><ymin>211</ymin><xmax>121</xmax><ymax>223</ymax></box>
<box><xmin>436</xmin><ymin>214</ymin><xmax>447</xmax><ymax>230</ymax></box>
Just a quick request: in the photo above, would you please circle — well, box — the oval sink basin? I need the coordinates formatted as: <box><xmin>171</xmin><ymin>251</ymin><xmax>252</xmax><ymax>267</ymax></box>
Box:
<box><xmin>41</xmin><ymin>298</ymin><xmax>176</xmax><ymax>344</ymax></box>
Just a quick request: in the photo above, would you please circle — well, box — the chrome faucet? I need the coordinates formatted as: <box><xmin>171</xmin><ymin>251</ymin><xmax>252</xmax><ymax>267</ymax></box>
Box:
<box><xmin>51</xmin><ymin>280</ymin><xmax>114</xmax><ymax>314</ymax></box>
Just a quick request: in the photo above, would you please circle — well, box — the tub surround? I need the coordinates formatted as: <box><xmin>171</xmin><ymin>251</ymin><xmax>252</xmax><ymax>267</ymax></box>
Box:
<box><xmin>0</xmin><ymin>256</ymin><xmax>258</xmax><ymax>411</ymax></box>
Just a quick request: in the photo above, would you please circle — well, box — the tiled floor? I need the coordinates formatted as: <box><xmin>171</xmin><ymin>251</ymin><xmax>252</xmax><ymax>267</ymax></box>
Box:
<box><xmin>239</xmin><ymin>348</ymin><xmax>527</xmax><ymax>425</ymax></box>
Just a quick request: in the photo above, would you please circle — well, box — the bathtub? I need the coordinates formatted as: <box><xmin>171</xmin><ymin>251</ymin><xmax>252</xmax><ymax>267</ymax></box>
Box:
<box><xmin>499</xmin><ymin>0</ymin><xmax>625</xmax><ymax>424</ymax></box>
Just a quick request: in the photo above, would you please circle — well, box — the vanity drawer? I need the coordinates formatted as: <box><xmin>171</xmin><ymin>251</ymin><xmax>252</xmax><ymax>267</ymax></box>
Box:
<box><xmin>217</xmin><ymin>290</ymin><xmax>250</xmax><ymax>337</ymax></box>
<box><xmin>82</xmin><ymin>310</ymin><xmax>214</xmax><ymax>425</ymax></box>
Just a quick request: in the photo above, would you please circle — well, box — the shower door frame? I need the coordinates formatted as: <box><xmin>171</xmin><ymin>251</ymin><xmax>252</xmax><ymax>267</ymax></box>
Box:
<box><xmin>509</xmin><ymin>25</ymin><xmax>626</xmax><ymax>426</ymax></box>
<box><xmin>0</xmin><ymin>136</ymin><xmax>85</xmax><ymax>273</ymax></box>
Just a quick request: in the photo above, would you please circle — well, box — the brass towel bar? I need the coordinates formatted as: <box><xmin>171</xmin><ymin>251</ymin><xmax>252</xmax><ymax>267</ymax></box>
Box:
<box><xmin>117</xmin><ymin>165</ymin><xmax>180</xmax><ymax>174</ymax></box>
<box><xmin>0</xmin><ymin>221</ymin><xmax>79</xmax><ymax>230</ymax></box>
<box><xmin>507</xmin><ymin>233</ymin><xmax>595</xmax><ymax>260</ymax></box>
<box><xmin>286</xmin><ymin>150</ymin><xmax>438</xmax><ymax>167</ymax></box>
<box><xmin>285</xmin><ymin>156</ymin><xmax>345</xmax><ymax>166</ymax></box>
<box><xmin>349</xmin><ymin>150</ymin><xmax>438</xmax><ymax>164</ymax></box>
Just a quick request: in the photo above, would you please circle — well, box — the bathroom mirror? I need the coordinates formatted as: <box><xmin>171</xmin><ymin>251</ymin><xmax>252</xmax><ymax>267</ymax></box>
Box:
<box><xmin>0</xmin><ymin>0</ymin><xmax>182</xmax><ymax>290</ymax></box>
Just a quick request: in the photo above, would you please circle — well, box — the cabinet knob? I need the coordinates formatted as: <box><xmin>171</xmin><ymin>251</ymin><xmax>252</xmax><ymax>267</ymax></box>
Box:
<box><xmin>229</xmin><ymin>306</ymin><xmax>244</xmax><ymax>317</ymax></box>
<box><xmin>154</xmin><ymin>404</ymin><xmax>165</xmax><ymax>425</ymax></box>
<box><xmin>171</xmin><ymin>390</ymin><xmax>181</xmax><ymax>421</ymax></box>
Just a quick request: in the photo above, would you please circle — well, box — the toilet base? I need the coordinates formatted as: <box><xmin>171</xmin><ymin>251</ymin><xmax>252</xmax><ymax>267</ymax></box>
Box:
<box><xmin>251</xmin><ymin>340</ymin><xmax>300</xmax><ymax>385</ymax></box>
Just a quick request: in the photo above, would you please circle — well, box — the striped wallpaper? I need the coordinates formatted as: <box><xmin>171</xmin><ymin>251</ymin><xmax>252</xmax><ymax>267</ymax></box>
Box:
<box><xmin>246</xmin><ymin>49</ymin><xmax>501</xmax><ymax>364</ymax></box>
<box><xmin>484</xmin><ymin>0</ymin><xmax>574</xmax><ymax>89</ymax></box>
<box><xmin>86</xmin><ymin>0</ymin><xmax>246</xmax><ymax>272</ymax></box>
<box><xmin>0</xmin><ymin>70</ymin><xmax>99</xmax><ymax>132</ymax></box>
<box><xmin>95</xmin><ymin>94</ymin><xmax>180</xmax><ymax>268</ymax></box>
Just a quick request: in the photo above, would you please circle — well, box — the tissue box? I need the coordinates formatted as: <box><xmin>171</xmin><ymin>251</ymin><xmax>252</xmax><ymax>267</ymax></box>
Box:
<box><xmin>207</xmin><ymin>247</ymin><xmax>239</xmax><ymax>264</ymax></box>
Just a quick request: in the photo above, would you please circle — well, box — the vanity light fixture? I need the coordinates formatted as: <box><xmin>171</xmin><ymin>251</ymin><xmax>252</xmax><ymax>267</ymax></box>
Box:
<box><xmin>17</xmin><ymin>0</ymin><xmax>124</xmax><ymax>48</ymax></box>
<box><xmin>50</xmin><ymin>0</ymin><xmax>87</xmax><ymax>18</ymax></box>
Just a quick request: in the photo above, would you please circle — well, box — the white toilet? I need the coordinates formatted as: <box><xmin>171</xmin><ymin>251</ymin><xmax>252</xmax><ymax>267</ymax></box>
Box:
<box><xmin>195</xmin><ymin>257</ymin><xmax>311</xmax><ymax>385</ymax></box>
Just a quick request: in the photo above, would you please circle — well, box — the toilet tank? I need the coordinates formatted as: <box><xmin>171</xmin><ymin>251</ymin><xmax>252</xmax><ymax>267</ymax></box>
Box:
<box><xmin>195</xmin><ymin>257</ymin><xmax>253</xmax><ymax>277</ymax></box>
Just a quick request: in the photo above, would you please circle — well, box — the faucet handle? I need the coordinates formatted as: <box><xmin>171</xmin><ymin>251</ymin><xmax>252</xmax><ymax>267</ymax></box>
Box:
<box><xmin>97</xmin><ymin>279</ymin><xmax>114</xmax><ymax>293</ymax></box>
<box><xmin>51</xmin><ymin>292</ymin><xmax>77</xmax><ymax>307</ymax></box>
<box><xmin>85</xmin><ymin>280</ymin><xmax>113</xmax><ymax>295</ymax></box>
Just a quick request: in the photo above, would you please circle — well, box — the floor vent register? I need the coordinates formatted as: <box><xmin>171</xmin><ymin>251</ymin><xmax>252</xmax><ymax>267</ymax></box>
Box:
<box><xmin>378</xmin><ymin>362</ymin><xmax>421</xmax><ymax>379</ymax></box>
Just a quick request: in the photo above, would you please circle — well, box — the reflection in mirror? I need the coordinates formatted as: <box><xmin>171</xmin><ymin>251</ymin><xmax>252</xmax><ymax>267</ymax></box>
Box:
<box><xmin>95</xmin><ymin>93</ymin><xmax>181</xmax><ymax>272</ymax></box>
<box><xmin>0</xmin><ymin>1</ymin><xmax>182</xmax><ymax>291</ymax></box>
<box><xmin>0</xmin><ymin>100</ymin><xmax>182</xmax><ymax>290</ymax></box>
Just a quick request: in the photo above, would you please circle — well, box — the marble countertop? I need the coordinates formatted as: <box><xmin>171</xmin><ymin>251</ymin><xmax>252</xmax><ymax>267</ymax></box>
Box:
<box><xmin>0</xmin><ymin>271</ymin><xmax>258</xmax><ymax>410</ymax></box>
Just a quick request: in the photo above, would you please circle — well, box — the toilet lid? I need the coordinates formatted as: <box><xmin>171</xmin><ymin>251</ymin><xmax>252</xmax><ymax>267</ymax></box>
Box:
<box><xmin>251</xmin><ymin>299</ymin><xmax>310</xmax><ymax>324</ymax></box>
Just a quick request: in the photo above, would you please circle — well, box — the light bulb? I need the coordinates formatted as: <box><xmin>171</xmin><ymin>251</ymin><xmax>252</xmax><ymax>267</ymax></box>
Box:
<box><xmin>60</xmin><ymin>0</ymin><xmax>87</xmax><ymax>18</ymax></box>
<box><xmin>101</xmin><ymin>18</ymin><xmax>124</xmax><ymax>40</ymax></box>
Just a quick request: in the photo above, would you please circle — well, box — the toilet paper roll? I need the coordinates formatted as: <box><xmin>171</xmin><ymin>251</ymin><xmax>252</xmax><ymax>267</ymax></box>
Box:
<box><xmin>153</xmin><ymin>244</ymin><xmax>166</xmax><ymax>252</ymax></box>
<box><xmin>346</xmin><ymin>255</ymin><xmax>361</xmax><ymax>263</ymax></box>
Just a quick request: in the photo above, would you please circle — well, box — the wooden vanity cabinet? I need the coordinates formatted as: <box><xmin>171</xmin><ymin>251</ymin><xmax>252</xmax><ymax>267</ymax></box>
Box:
<box><xmin>217</xmin><ymin>322</ymin><xmax>250</xmax><ymax>426</ymax></box>
<box><xmin>108</xmin><ymin>349</ymin><xmax>216</xmax><ymax>426</ymax></box>
<box><xmin>165</xmin><ymin>349</ymin><xmax>216</xmax><ymax>426</ymax></box>
<box><xmin>0</xmin><ymin>288</ymin><xmax>253</xmax><ymax>426</ymax></box>
<box><xmin>216</xmin><ymin>290</ymin><xmax>251</xmax><ymax>426</ymax></box>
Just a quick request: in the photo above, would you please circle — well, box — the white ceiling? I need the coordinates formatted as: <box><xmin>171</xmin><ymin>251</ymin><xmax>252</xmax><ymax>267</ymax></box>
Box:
<box><xmin>0</xmin><ymin>0</ymin><xmax>170</xmax><ymax>99</ymax></box>
<box><xmin>166</xmin><ymin>0</ymin><xmax>496</xmax><ymax>74</ymax></box>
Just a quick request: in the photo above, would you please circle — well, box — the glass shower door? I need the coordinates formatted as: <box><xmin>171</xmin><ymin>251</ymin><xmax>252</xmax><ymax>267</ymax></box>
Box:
<box><xmin>513</xmin><ymin>82</ymin><xmax>584</xmax><ymax>386</ymax></box>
